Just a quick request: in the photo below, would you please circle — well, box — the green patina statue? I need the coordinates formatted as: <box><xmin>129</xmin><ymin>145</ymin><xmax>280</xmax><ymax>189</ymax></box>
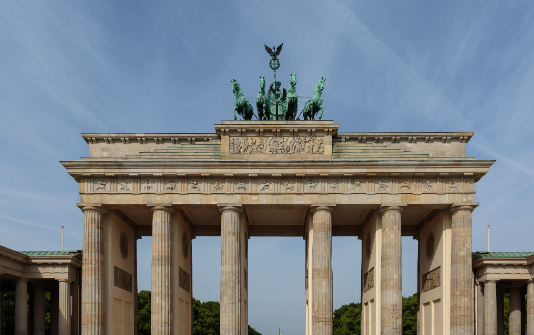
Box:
<box><xmin>231</xmin><ymin>44</ymin><xmax>326</xmax><ymax>121</ymax></box>
<box><xmin>302</xmin><ymin>77</ymin><xmax>325</xmax><ymax>120</ymax></box>
<box><xmin>256</xmin><ymin>76</ymin><xmax>270</xmax><ymax>120</ymax></box>
<box><xmin>232</xmin><ymin>79</ymin><xmax>254</xmax><ymax>121</ymax></box>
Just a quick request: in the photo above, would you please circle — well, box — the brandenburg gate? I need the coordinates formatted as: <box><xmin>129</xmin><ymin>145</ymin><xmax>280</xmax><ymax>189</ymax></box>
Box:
<box><xmin>61</xmin><ymin>120</ymin><xmax>493</xmax><ymax>335</ymax></box>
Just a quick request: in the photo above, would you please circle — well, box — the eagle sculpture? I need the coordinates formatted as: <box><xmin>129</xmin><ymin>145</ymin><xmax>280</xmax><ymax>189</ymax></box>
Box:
<box><xmin>265</xmin><ymin>44</ymin><xmax>283</xmax><ymax>58</ymax></box>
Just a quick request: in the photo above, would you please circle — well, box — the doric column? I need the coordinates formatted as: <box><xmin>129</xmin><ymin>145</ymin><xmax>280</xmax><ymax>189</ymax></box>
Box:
<box><xmin>450</xmin><ymin>204</ymin><xmax>477</xmax><ymax>335</ymax></box>
<box><xmin>510</xmin><ymin>287</ymin><xmax>522</xmax><ymax>335</ymax></box>
<box><xmin>310</xmin><ymin>206</ymin><xmax>334</xmax><ymax>335</ymax></box>
<box><xmin>476</xmin><ymin>281</ymin><xmax>484</xmax><ymax>335</ymax></box>
<box><xmin>151</xmin><ymin>206</ymin><xmax>175</xmax><ymax>335</ymax></box>
<box><xmin>497</xmin><ymin>290</ymin><xmax>504</xmax><ymax>335</ymax></box>
<box><xmin>59</xmin><ymin>279</ymin><xmax>72</xmax><ymax>335</ymax></box>
<box><xmin>15</xmin><ymin>278</ymin><xmax>28</xmax><ymax>335</ymax></box>
<box><xmin>527</xmin><ymin>280</ymin><xmax>534</xmax><ymax>335</ymax></box>
<box><xmin>483</xmin><ymin>280</ymin><xmax>497</xmax><ymax>335</ymax></box>
<box><xmin>220</xmin><ymin>206</ymin><xmax>243</xmax><ymax>335</ymax></box>
<box><xmin>34</xmin><ymin>284</ymin><xmax>46</xmax><ymax>335</ymax></box>
<box><xmin>80</xmin><ymin>206</ymin><xmax>107</xmax><ymax>335</ymax></box>
<box><xmin>380</xmin><ymin>206</ymin><xmax>403</xmax><ymax>335</ymax></box>
<box><xmin>71</xmin><ymin>281</ymin><xmax>79</xmax><ymax>335</ymax></box>
<box><xmin>51</xmin><ymin>289</ymin><xmax>59</xmax><ymax>335</ymax></box>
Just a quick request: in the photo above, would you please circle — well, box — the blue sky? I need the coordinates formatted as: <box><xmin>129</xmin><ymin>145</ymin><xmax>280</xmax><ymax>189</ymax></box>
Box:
<box><xmin>1</xmin><ymin>1</ymin><xmax>534</xmax><ymax>334</ymax></box>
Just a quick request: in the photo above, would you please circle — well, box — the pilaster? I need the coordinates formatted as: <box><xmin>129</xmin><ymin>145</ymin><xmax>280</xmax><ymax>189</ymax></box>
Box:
<box><xmin>379</xmin><ymin>205</ymin><xmax>403</xmax><ymax>335</ymax></box>
<box><xmin>450</xmin><ymin>203</ymin><xmax>477</xmax><ymax>335</ymax></box>
<box><xmin>151</xmin><ymin>206</ymin><xmax>175</xmax><ymax>335</ymax></box>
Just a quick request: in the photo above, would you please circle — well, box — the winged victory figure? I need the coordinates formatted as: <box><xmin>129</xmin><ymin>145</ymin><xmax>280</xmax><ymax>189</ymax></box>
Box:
<box><xmin>265</xmin><ymin>44</ymin><xmax>283</xmax><ymax>59</ymax></box>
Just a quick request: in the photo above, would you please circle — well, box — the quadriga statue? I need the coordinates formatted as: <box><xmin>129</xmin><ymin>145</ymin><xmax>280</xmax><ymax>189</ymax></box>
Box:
<box><xmin>232</xmin><ymin>79</ymin><xmax>254</xmax><ymax>121</ymax></box>
<box><xmin>302</xmin><ymin>77</ymin><xmax>325</xmax><ymax>120</ymax></box>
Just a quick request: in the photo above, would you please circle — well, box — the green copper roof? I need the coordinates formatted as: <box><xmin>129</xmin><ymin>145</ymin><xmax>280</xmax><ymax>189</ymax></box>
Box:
<box><xmin>18</xmin><ymin>250</ymin><xmax>82</xmax><ymax>260</ymax></box>
<box><xmin>473</xmin><ymin>252</ymin><xmax>534</xmax><ymax>261</ymax></box>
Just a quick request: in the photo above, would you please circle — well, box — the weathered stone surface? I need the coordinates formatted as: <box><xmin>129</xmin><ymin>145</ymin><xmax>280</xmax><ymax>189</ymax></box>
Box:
<box><xmin>15</xmin><ymin>278</ymin><xmax>27</xmax><ymax>335</ymax></box>
<box><xmin>59</xmin><ymin>279</ymin><xmax>72</xmax><ymax>335</ymax></box>
<box><xmin>484</xmin><ymin>280</ymin><xmax>497</xmax><ymax>335</ymax></box>
<box><xmin>509</xmin><ymin>287</ymin><xmax>521</xmax><ymax>335</ymax></box>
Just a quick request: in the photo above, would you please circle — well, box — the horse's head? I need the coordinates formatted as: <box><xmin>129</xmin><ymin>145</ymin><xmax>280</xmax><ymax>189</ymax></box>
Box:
<box><xmin>231</xmin><ymin>79</ymin><xmax>240</xmax><ymax>95</ymax></box>
<box><xmin>290</xmin><ymin>73</ymin><xmax>297</xmax><ymax>87</ymax></box>
<box><xmin>317</xmin><ymin>77</ymin><xmax>325</xmax><ymax>92</ymax></box>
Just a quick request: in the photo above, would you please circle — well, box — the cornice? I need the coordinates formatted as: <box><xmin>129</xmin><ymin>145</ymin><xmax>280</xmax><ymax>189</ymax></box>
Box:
<box><xmin>472</xmin><ymin>257</ymin><xmax>529</xmax><ymax>268</ymax></box>
<box><xmin>0</xmin><ymin>245</ymin><xmax>29</xmax><ymax>263</ymax></box>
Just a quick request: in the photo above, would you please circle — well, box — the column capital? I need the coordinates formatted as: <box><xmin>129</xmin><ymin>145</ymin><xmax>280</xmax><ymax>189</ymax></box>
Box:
<box><xmin>379</xmin><ymin>205</ymin><xmax>405</xmax><ymax>214</ymax></box>
<box><xmin>482</xmin><ymin>279</ymin><xmax>498</xmax><ymax>284</ymax></box>
<box><xmin>15</xmin><ymin>277</ymin><xmax>28</xmax><ymax>283</ymax></box>
<box><xmin>77</xmin><ymin>204</ymin><xmax>109</xmax><ymax>214</ymax></box>
<box><xmin>309</xmin><ymin>204</ymin><xmax>335</xmax><ymax>214</ymax></box>
<box><xmin>58</xmin><ymin>278</ymin><xmax>74</xmax><ymax>283</ymax></box>
<box><xmin>450</xmin><ymin>203</ymin><xmax>479</xmax><ymax>214</ymax></box>
<box><xmin>218</xmin><ymin>204</ymin><xmax>243</xmax><ymax>214</ymax></box>
<box><xmin>150</xmin><ymin>206</ymin><xmax>176</xmax><ymax>214</ymax></box>
<box><xmin>527</xmin><ymin>279</ymin><xmax>534</xmax><ymax>284</ymax></box>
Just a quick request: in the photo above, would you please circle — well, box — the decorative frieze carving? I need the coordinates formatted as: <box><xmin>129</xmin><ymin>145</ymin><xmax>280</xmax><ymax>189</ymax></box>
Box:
<box><xmin>422</xmin><ymin>267</ymin><xmax>441</xmax><ymax>292</ymax></box>
<box><xmin>363</xmin><ymin>267</ymin><xmax>374</xmax><ymax>293</ymax></box>
<box><xmin>114</xmin><ymin>266</ymin><xmax>132</xmax><ymax>292</ymax></box>
<box><xmin>229</xmin><ymin>136</ymin><xmax>324</xmax><ymax>154</ymax></box>
<box><xmin>179</xmin><ymin>267</ymin><xmax>191</xmax><ymax>293</ymax></box>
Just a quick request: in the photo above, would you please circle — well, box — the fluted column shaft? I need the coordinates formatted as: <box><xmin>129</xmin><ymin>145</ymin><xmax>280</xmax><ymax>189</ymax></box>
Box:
<box><xmin>450</xmin><ymin>204</ymin><xmax>477</xmax><ymax>335</ymax></box>
<box><xmin>497</xmin><ymin>290</ymin><xmax>504</xmax><ymax>335</ymax></box>
<box><xmin>311</xmin><ymin>207</ymin><xmax>333</xmax><ymax>335</ymax></box>
<box><xmin>71</xmin><ymin>281</ymin><xmax>79</xmax><ymax>335</ymax></box>
<box><xmin>15</xmin><ymin>278</ymin><xmax>28</xmax><ymax>335</ymax></box>
<box><xmin>510</xmin><ymin>287</ymin><xmax>522</xmax><ymax>335</ymax></box>
<box><xmin>380</xmin><ymin>206</ymin><xmax>403</xmax><ymax>335</ymax></box>
<box><xmin>59</xmin><ymin>280</ymin><xmax>72</xmax><ymax>335</ymax></box>
<box><xmin>34</xmin><ymin>284</ymin><xmax>46</xmax><ymax>335</ymax></box>
<box><xmin>476</xmin><ymin>282</ymin><xmax>484</xmax><ymax>335</ymax></box>
<box><xmin>527</xmin><ymin>281</ymin><xmax>534</xmax><ymax>335</ymax></box>
<box><xmin>80</xmin><ymin>206</ymin><xmax>106</xmax><ymax>335</ymax></box>
<box><xmin>220</xmin><ymin>206</ymin><xmax>242</xmax><ymax>335</ymax></box>
<box><xmin>151</xmin><ymin>207</ymin><xmax>174</xmax><ymax>335</ymax></box>
<box><xmin>484</xmin><ymin>281</ymin><xmax>497</xmax><ymax>335</ymax></box>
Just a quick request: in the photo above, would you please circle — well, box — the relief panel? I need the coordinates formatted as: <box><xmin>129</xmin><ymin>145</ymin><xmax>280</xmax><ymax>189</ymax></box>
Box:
<box><xmin>165</xmin><ymin>178</ymin><xmax>179</xmax><ymax>193</ymax></box>
<box><xmin>363</xmin><ymin>267</ymin><xmax>374</xmax><ymax>293</ymax></box>
<box><xmin>375</xmin><ymin>177</ymin><xmax>390</xmax><ymax>193</ymax></box>
<box><xmin>305</xmin><ymin>177</ymin><xmax>319</xmax><ymax>193</ymax></box>
<box><xmin>117</xmin><ymin>178</ymin><xmax>132</xmax><ymax>193</ymax></box>
<box><xmin>187</xmin><ymin>177</ymin><xmax>201</xmax><ymax>193</ymax></box>
<box><xmin>353</xmin><ymin>177</ymin><xmax>365</xmax><ymax>193</ymax></box>
<box><xmin>114</xmin><ymin>266</ymin><xmax>132</xmax><ymax>292</ymax></box>
<box><xmin>140</xmin><ymin>178</ymin><xmax>155</xmax><ymax>193</ymax></box>
<box><xmin>94</xmin><ymin>178</ymin><xmax>109</xmax><ymax>193</ymax></box>
<box><xmin>281</xmin><ymin>178</ymin><xmax>296</xmax><ymax>193</ymax></box>
<box><xmin>179</xmin><ymin>267</ymin><xmax>191</xmax><ymax>293</ymax></box>
<box><xmin>329</xmin><ymin>178</ymin><xmax>343</xmax><ymax>193</ymax></box>
<box><xmin>421</xmin><ymin>178</ymin><xmax>437</xmax><ymax>193</ymax></box>
<box><xmin>234</xmin><ymin>178</ymin><xmax>249</xmax><ymax>193</ymax></box>
<box><xmin>399</xmin><ymin>178</ymin><xmax>413</xmax><ymax>193</ymax></box>
<box><xmin>229</xmin><ymin>136</ymin><xmax>324</xmax><ymax>154</ymax></box>
<box><xmin>211</xmin><ymin>178</ymin><xmax>226</xmax><ymax>193</ymax></box>
<box><xmin>422</xmin><ymin>267</ymin><xmax>441</xmax><ymax>292</ymax></box>
<box><xmin>447</xmin><ymin>177</ymin><xmax>461</xmax><ymax>193</ymax></box>
<box><xmin>258</xmin><ymin>178</ymin><xmax>273</xmax><ymax>193</ymax></box>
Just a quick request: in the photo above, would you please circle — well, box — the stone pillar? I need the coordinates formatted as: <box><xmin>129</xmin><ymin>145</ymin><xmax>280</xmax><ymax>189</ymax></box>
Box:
<box><xmin>15</xmin><ymin>278</ymin><xmax>28</xmax><ymax>335</ymax></box>
<box><xmin>80</xmin><ymin>206</ymin><xmax>107</xmax><ymax>335</ymax></box>
<box><xmin>134</xmin><ymin>235</ymin><xmax>140</xmax><ymax>335</ymax></box>
<box><xmin>510</xmin><ymin>287</ymin><xmax>522</xmax><ymax>335</ymax></box>
<box><xmin>380</xmin><ymin>206</ymin><xmax>403</xmax><ymax>335</ymax></box>
<box><xmin>71</xmin><ymin>281</ymin><xmax>79</xmax><ymax>335</ymax></box>
<box><xmin>220</xmin><ymin>206</ymin><xmax>243</xmax><ymax>335</ymax></box>
<box><xmin>34</xmin><ymin>284</ymin><xmax>46</xmax><ymax>335</ymax></box>
<box><xmin>151</xmin><ymin>206</ymin><xmax>175</xmax><ymax>335</ymax></box>
<box><xmin>476</xmin><ymin>281</ymin><xmax>484</xmax><ymax>335</ymax></box>
<box><xmin>527</xmin><ymin>281</ymin><xmax>534</xmax><ymax>335</ymax></box>
<box><xmin>51</xmin><ymin>289</ymin><xmax>59</xmax><ymax>335</ymax></box>
<box><xmin>497</xmin><ymin>290</ymin><xmax>504</xmax><ymax>335</ymax></box>
<box><xmin>310</xmin><ymin>206</ymin><xmax>333</xmax><ymax>335</ymax></box>
<box><xmin>59</xmin><ymin>279</ymin><xmax>72</xmax><ymax>335</ymax></box>
<box><xmin>522</xmin><ymin>287</ymin><xmax>527</xmax><ymax>335</ymax></box>
<box><xmin>450</xmin><ymin>204</ymin><xmax>477</xmax><ymax>335</ymax></box>
<box><xmin>483</xmin><ymin>280</ymin><xmax>497</xmax><ymax>335</ymax></box>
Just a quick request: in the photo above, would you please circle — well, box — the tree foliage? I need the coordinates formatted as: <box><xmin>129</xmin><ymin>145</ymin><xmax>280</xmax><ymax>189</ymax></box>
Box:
<box><xmin>333</xmin><ymin>302</ymin><xmax>361</xmax><ymax>335</ymax></box>
<box><xmin>193</xmin><ymin>299</ymin><xmax>221</xmax><ymax>335</ymax></box>
<box><xmin>402</xmin><ymin>294</ymin><xmax>418</xmax><ymax>335</ymax></box>
<box><xmin>138</xmin><ymin>290</ymin><xmax>151</xmax><ymax>335</ymax></box>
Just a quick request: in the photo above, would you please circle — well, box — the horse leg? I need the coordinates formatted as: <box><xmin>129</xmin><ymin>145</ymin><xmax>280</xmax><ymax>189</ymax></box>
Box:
<box><xmin>234</xmin><ymin>106</ymin><xmax>238</xmax><ymax>120</ymax></box>
<box><xmin>318</xmin><ymin>106</ymin><xmax>323</xmax><ymax>120</ymax></box>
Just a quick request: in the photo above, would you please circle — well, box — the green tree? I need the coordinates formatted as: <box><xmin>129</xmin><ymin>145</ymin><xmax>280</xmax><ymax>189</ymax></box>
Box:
<box><xmin>333</xmin><ymin>302</ymin><xmax>361</xmax><ymax>335</ymax></box>
<box><xmin>193</xmin><ymin>299</ymin><xmax>220</xmax><ymax>335</ymax></box>
<box><xmin>248</xmin><ymin>325</ymin><xmax>262</xmax><ymax>335</ymax></box>
<box><xmin>402</xmin><ymin>294</ymin><xmax>418</xmax><ymax>335</ymax></box>
<box><xmin>138</xmin><ymin>290</ymin><xmax>151</xmax><ymax>335</ymax></box>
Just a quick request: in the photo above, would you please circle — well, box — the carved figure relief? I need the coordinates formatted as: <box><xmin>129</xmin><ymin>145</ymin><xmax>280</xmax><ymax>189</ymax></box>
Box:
<box><xmin>190</xmin><ymin>179</ymin><xmax>199</xmax><ymax>191</ymax></box>
<box><xmin>236</xmin><ymin>180</ymin><xmax>246</xmax><ymax>191</ymax></box>
<box><xmin>142</xmin><ymin>179</ymin><xmax>152</xmax><ymax>191</ymax></box>
<box><xmin>259</xmin><ymin>180</ymin><xmax>271</xmax><ymax>192</ymax></box>
<box><xmin>330</xmin><ymin>181</ymin><xmax>341</xmax><ymax>192</ymax></box>
<box><xmin>363</xmin><ymin>267</ymin><xmax>374</xmax><ymax>293</ymax></box>
<box><xmin>354</xmin><ymin>179</ymin><xmax>364</xmax><ymax>191</ymax></box>
<box><xmin>400</xmin><ymin>179</ymin><xmax>412</xmax><ymax>190</ymax></box>
<box><xmin>166</xmin><ymin>181</ymin><xmax>176</xmax><ymax>191</ymax></box>
<box><xmin>422</xmin><ymin>267</ymin><xmax>441</xmax><ymax>292</ymax></box>
<box><xmin>377</xmin><ymin>179</ymin><xmax>389</xmax><ymax>191</ymax></box>
<box><xmin>182</xmin><ymin>233</ymin><xmax>188</xmax><ymax>259</ymax></box>
<box><xmin>229</xmin><ymin>136</ymin><xmax>324</xmax><ymax>154</ymax></box>
<box><xmin>213</xmin><ymin>180</ymin><xmax>224</xmax><ymax>191</ymax></box>
<box><xmin>114</xmin><ymin>266</ymin><xmax>132</xmax><ymax>292</ymax></box>
<box><xmin>95</xmin><ymin>181</ymin><xmax>107</xmax><ymax>191</ymax></box>
<box><xmin>179</xmin><ymin>267</ymin><xmax>191</xmax><ymax>293</ymax></box>
<box><xmin>422</xmin><ymin>179</ymin><xmax>435</xmax><ymax>191</ymax></box>
<box><xmin>426</xmin><ymin>232</ymin><xmax>435</xmax><ymax>259</ymax></box>
<box><xmin>308</xmin><ymin>179</ymin><xmax>317</xmax><ymax>191</ymax></box>
<box><xmin>448</xmin><ymin>179</ymin><xmax>460</xmax><ymax>191</ymax></box>
<box><xmin>119</xmin><ymin>181</ymin><xmax>130</xmax><ymax>191</ymax></box>
<box><xmin>119</xmin><ymin>233</ymin><xmax>128</xmax><ymax>259</ymax></box>
<box><xmin>282</xmin><ymin>180</ymin><xmax>294</xmax><ymax>192</ymax></box>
